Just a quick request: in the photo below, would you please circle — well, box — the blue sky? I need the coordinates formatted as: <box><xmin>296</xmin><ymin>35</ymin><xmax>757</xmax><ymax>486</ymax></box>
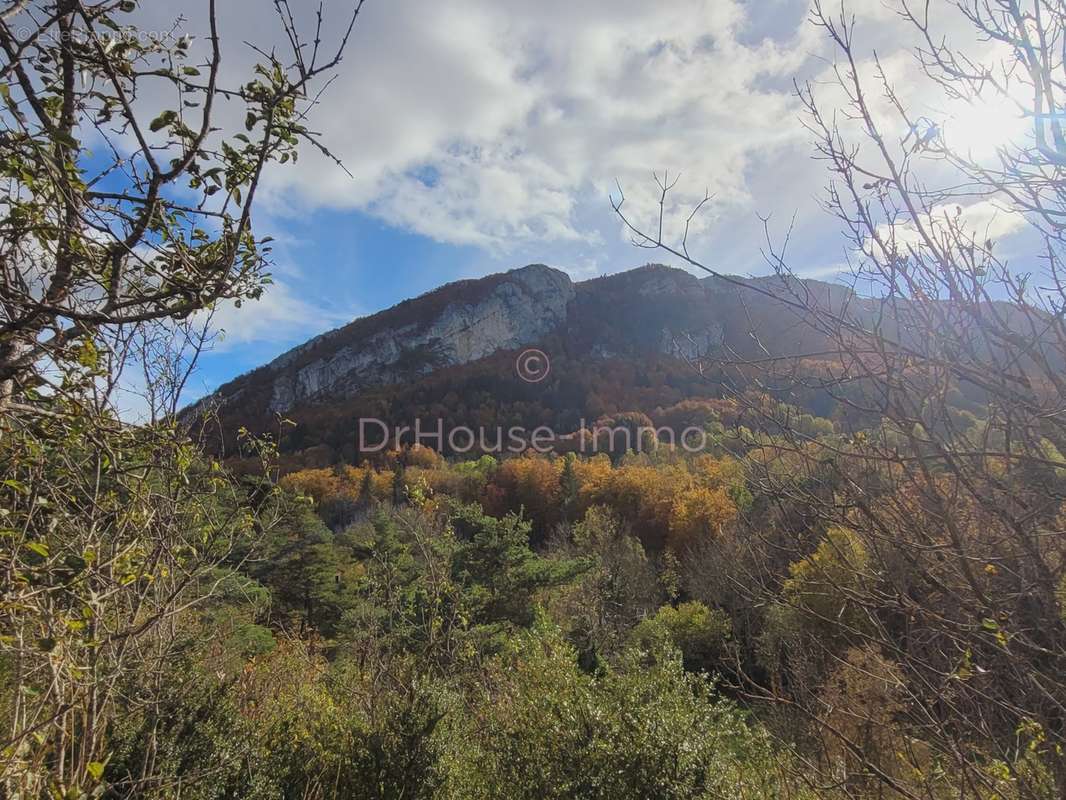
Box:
<box><xmin>149</xmin><ymin>0</ymin><xmax>1033</xmax><ymax>403</ymax></box>
<box><xmin>188</xmin><ymin>211</ymin><xmax>486</xmax><ymax>395</ymax></box>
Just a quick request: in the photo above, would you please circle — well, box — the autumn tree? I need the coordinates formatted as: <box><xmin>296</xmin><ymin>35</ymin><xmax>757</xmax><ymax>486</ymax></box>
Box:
<box><xmin>0</xmin><ymin>1</ymin><xmax>363</xmax><ymax>795</ymax></box>
<box><xmin>617</xmin><ymin>0</ymin><xmax>1066</xmax><ymax>795</ymax></box>
<box><xmin>0</xmin><ymin>0</ymin><xmax>362</xmax><ymax>414</ymax></box>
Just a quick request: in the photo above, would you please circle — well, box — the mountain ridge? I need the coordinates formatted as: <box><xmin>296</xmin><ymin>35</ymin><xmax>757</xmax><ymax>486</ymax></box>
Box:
<box><xmin>191</xmin><ymin>263</ymin><xmax>859</xmax><ymax>457</ymax></box>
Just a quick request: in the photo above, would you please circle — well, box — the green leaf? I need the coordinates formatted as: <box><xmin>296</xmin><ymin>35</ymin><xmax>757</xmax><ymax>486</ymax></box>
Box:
<box><xmin>77</xmin><ymin>338</ymin><xmax>99</xmax><ymax>369</ymax></box>
<box><xmin>86</xmin><ymin>761</ymin><xmax>105</xmax><ymax>781</ymax></box>
<box><xmin>54</xmin><ymin>131</ymin><xmax>78</xmax><ymax>149</ymax></box>
<box><xmin>25</xmin><ymin>541</ymin><xmax>49</xmax><ymax>558</ymax></box>
<box><xmin>149</xmin><ymin>110</ymin><xmax>177</xmax><ymax>133</ymax></box>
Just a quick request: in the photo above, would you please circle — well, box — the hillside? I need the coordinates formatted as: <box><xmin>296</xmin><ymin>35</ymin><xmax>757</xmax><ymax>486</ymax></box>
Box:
<box><xmin>192</xmin><ymin>263</ymin><xmax>857</xmax><ymax>459</ymax></box>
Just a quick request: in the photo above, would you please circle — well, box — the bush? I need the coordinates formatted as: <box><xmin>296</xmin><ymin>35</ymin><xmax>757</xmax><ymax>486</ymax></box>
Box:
<box><xmin>630</xmin><ymin>601</ymin><xmax>732</xmax><ymax>673</ymax></box>
<box><xmin>456</xmin><ymin>619</ymin><xmax>789</xmax><ymax>800</ymax></box>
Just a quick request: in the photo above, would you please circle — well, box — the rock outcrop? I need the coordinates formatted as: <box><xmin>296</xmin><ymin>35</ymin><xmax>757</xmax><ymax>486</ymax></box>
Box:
<box><xmin>207</xmin><ymin>264</ymin><xmax>575</xmax><ymax>415</ymax></box>
<box><xmin>193</xmin><ymin>262</ymin><xmax>861</xmax><ymax>432</ymax></box>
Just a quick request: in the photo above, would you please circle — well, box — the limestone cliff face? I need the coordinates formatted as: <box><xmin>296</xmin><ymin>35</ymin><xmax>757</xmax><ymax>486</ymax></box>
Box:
<box><xmin>190</xmin><ymin>263</ymin><xmax>876</xmax><ymax>451</ymax></box>
<box><xmin>212</xmin><ymin>264</ymin><xmax>575</xmax><ymax>415</ymax></box>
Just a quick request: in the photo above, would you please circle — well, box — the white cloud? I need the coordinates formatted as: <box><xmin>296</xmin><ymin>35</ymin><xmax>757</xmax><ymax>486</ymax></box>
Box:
<box><xmin>871</xmin><ymin>199</ymin><xmax>1028</xmax><ymax>259</ymax></box>
<box><xmin>196</xmin><ymin>279</ymin><xmax>354</xmax><ymax>351</ymax></box>
<box><xmin>118</xmin><ymin>0</ymin><xmax>1045</xmax><ymax>282</ymax></box>
<box><xmin>945</xmin><ymin>200</ymin><xmax>1029</xmax><ymax>243</ymax></box>
<box><xmin>800</xmin><ymin>263</ymin><xmax>853</xmax><ymax>280</ymax></box>
<box><xmin>137</xmin><ymin>0</ymin><xmax>819</xmax><ymax>252</ymax></box>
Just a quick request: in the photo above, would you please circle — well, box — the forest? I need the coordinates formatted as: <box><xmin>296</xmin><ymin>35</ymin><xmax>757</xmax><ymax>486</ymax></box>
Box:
<box><xmin>3</xmin><ymin>1</ymin><xmax>1066</xmax><ymax>798</ymax></box>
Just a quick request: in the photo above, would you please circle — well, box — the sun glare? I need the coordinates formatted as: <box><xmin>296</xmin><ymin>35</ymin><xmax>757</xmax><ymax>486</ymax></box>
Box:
<box><xmin>940</xmin><ymin>94</ymin><xmax>1030</xmax><ymax>159</ymax></box>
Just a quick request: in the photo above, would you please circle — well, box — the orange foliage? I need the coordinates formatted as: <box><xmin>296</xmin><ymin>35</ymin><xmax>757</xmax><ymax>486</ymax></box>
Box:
<box><xmin>485</xmin><ymin>454</ymin><xmax>563</xmax><ymax>530</ymax></box>
<box><xmin>668</xmin><ymin>486</ymin><xmax>736</xmax><ymax>550</ymax></box>
<box><xmin>572</xmin><ymin>455</ymin><xmax>741</xmax><ymax>551</ymax></box>
<box><xmin>280</xmin><ymin>448</ymin><xmax>744</xmax><ymax>552</ymax></box>
<box><xmin>280</xmin><ymin>468</ymin><xmax>349</xmax><ymax>506</ymax></box>
<box><xmin>281</xmin><ymin>464</ymin><xmax>394</xmax><ymax>510</ymax></box>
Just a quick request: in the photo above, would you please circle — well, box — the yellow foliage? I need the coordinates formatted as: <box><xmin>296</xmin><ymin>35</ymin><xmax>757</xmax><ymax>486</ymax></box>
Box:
<box><xmin>371</xmin><ymin>470</ymin><xmax>394</xmax><ymax>501</ymax></box>
<box><xmin>406</xmin><ymin>444</ymin><xmax>444</xmax><ymax>469</ymax></box>
<box><xmin>572</xmin><ymin>454</ymin><xmax>613</xmax><ymax>497</ymax></box>
<box><xmin>567</xmin><ymin>454</ymin><xmax>744</xmax><ymax>550</ymax></box>
<box><xmin>342</xmin><ymin>465</ymin><xmax>367</xmax><ymax>486</ymax></box>
<box><xmin>487</xmin><ymin>454</ymin><xmax>564</xmax><ymax>526</ymax></box>
<box><xmin>280</xmin><ymin>468</ymin><xmax>347</xmax><ymax>505</ymax></box>
<box><xmin>667</xmin><ymin>486</ymin><xmax>736</xmax><ymax>550</ymax></box>
<box><xmin>782</xmin><ymin>526</ymin><xmax>869</xmax><ymax>632</ymax></box>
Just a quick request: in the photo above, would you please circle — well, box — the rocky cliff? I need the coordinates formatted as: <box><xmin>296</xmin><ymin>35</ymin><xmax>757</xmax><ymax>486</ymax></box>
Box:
<box><xmin>192</xmin><ymin>263</ymin><xmax>855</xmax><ymax>446</ymax></box>
<box><xmin>202</xmin><ymin>264</ymin><xmax>576</xmax><ymax>417</ymax></box>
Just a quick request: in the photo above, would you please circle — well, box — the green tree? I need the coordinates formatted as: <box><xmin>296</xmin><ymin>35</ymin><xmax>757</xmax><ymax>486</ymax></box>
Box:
<box><xmin>450</xmin><ymin>504</ymin><xmax>588</xmax><ymax>639</ymax></box>
<box><xmin>0</xmin><ymin>3</ymin><xmax>362</xmax><ymax>792</ymax></box>
<box><xmin>0</xmin><ymin>0</ymin><xmax>362</xmax><ymax>414</ymax></box>
<box><xmin>549</xmin><ymin>506</ymin><xmax>660</xmax><ymax>665</ymax></box>
<box><xmin>631</xmin><ymin>601</ymin><xmax>732</xmax><ymax>674</ymax></box>
<box><xmin>458</xmin><ymin>619</ymin><xmax>789</xmax><ymax>800</ymax></box>
<box><xmin>255</xmin><ymin>501</ymin><xmax>358</xmax><ymax>637</ymax></box>
<box><xmin>559</xmin><ymin>452</ymin><xmax>580</xmax><ymax>519</ymax></box>
<box><xmin>359</xmin><ymin>468</ymin><xmax>376</xmax><ymax>509</ymax></box>
<box><xmin>393</xmin><ymin>460</ymin><xmax>408</xmax><ymax>506</ymax></box>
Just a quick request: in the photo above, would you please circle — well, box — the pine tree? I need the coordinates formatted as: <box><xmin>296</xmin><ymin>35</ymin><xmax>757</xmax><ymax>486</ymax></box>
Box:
<box><xmin>559</xmin><ymin>453</ymin><xmax>580</xmax><ymax>521</ymax></box>
<box><xmin>450</xmin><ymin>504</ymin><xmax>588</xmax><ymax>633</ymax></box>
<box><xmin>392</xmin><ymin>460</ymin><xmax>407</xmax><ymax>506</ymax></box>
<box><xmin>358</xmin><ymin>469</ymin><xmax>375</xmax><ymax>509</ymax></box>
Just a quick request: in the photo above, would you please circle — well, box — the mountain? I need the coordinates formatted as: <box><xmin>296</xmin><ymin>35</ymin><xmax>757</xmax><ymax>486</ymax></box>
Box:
<box><xmin>234</xmin><ymin>264</ymin><xmax>574</xmax><ymax>415</ymax></box>
<box><xmin>191</xmin><ymin>263</ymin><xmax>858</xmax><ymax>461</ymax></box>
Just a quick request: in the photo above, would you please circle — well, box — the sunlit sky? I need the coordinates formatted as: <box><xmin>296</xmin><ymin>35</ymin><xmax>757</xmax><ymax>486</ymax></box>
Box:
<box><xmin>131</xmin><ymin>0</ymin><xmax>1035</xmax><ymax>402</ymax></box>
